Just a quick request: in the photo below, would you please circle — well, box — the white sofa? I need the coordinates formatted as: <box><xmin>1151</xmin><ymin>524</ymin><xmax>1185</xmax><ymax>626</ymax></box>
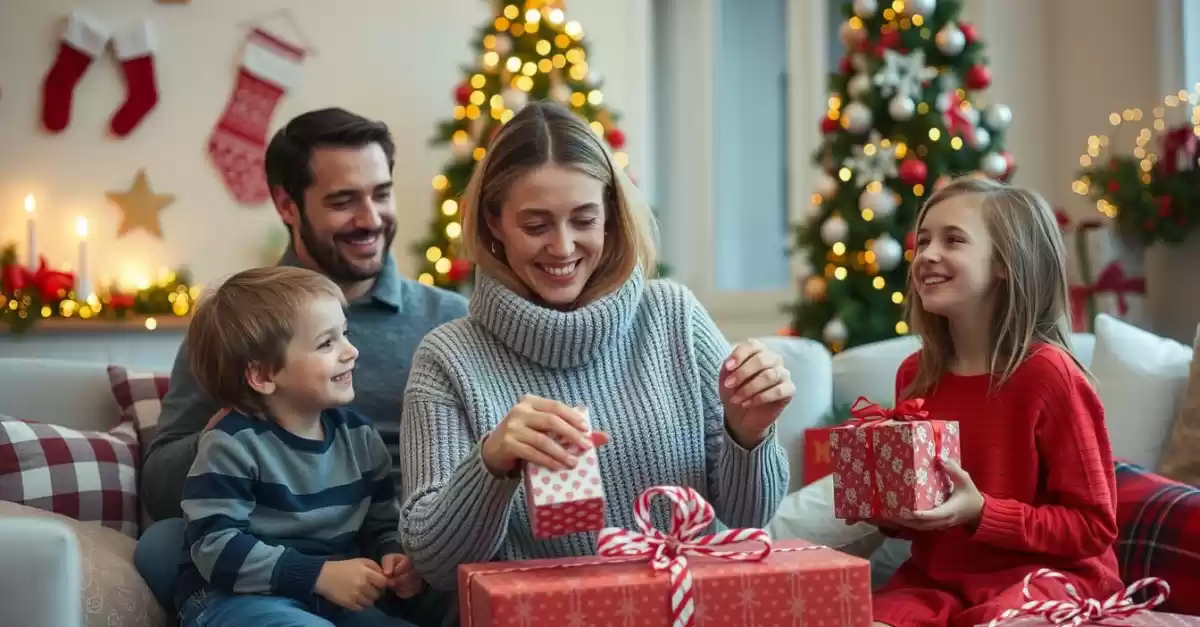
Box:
<box><xmin>1</xmin><ymin>313</ymin><xmax>1194</xmax><ymax>626</ymax></box>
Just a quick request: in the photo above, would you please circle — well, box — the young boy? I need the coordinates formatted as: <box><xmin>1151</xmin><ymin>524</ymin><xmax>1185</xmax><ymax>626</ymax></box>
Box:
<box><xmin>175</xmin><ymin>266</ymin><xmax>423</xmax><ymax>627</ymax></box>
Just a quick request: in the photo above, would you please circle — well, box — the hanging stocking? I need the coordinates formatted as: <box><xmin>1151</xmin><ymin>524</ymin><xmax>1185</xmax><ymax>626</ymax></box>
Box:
<box><xmin>41</xmin><ymin>11</ymin><xmax>110</xmax><ymax>133</ymax></box>
<box><xmin>207</xmin><ymin>29</ymin><xmax>305</xmax><ymax>205</ymax></box>
<box><xmin>109</xmin><ymin>19</ymin><xmax>159</xmax><ymax>137</ymax></box>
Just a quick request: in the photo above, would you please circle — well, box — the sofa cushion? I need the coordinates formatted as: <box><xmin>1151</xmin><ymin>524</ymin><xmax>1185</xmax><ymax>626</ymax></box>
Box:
<box><xmin>0</xmin><ymin>500</ymin><xmax>167</xmax><ymax>627</ymax></box>
<box><xmin>105</xmin><ymin>365</ymin><xmax>170</xmax><ymax>447</ymax></box>
<box><xmin>1114</xmin><ymin>460</ymin><xmax>1200</xmax><ymax>615</ymax></box>
<box><xmin>1090</xmin><ymin>314</ymin><xmax>1193</xmax><ymax>469</ymax></box>
<box><xmin>1157</xmin><ymin>324</ymin><xmax>1200</xmax><ymax>485</ymax></box>
<box><xmin>0</xmin><ymin>414</ymin><xmax>140</xmax><ymax>538</ymax></box>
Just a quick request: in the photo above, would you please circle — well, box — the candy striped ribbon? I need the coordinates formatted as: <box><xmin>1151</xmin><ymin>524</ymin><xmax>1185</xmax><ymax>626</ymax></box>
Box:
<box><xmin>986</xmin><ymin>568</ymin><xmax>1171</xmax><ymax>627</ymax></box>
<box><xmin>595</xmin><ymin>486</ymin><xmax>773</xmax><ymax>627</ymax></box>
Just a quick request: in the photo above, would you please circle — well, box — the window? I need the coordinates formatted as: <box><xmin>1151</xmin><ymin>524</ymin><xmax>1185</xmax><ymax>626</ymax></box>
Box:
<box><xmin>711</xmin><ymin>0</ymin><xmax>791</xmax><ymax>291</ymax></box>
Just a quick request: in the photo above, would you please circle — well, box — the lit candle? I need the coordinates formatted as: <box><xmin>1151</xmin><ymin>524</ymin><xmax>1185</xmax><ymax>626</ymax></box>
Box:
<box><xmin>75</xmin><ymin>216</ymin><xmax>90</xmax><ymax>300</ymax></box>
<box><xmin>25</xmin><ymin>194</ymin><xmax>37</xmax><ymax>269</ymax></box>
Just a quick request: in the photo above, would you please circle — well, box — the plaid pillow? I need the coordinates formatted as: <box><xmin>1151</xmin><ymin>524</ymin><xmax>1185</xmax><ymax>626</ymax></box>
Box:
<box><xmin>0</xmin><ymin>415</ymin><xmax>140</xmax><ymax>538</ymax></box>
<box><xmin>1115</xmin><ymin>460</ymin><xmax>1200</xmax><ymax>615</ymax></box>
<box><xmin>106</xmin><ymin>365</ymin><xmax>170</xmax><ymax>447</ymax></box>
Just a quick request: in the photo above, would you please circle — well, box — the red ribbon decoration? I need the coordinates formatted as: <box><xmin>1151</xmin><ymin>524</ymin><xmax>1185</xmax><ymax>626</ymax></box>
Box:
<box><xmin>1158</xmin><ymin>124</ymin><xmax>1198</xmax><ymax>177</ymax></box>
<box><xmin>845</xmin><ymin>397</ymin><xmax>940</xmax><ymax>517</ymax></box>
<box><xmin>1090</xmin><ymin>263</ymin><xmax>1146</xmax><ymax>316</ymax></box>
<box><xmin>986</xmin><ymin>568</ymin><xmax>1170</xmax><ymax>627</ymax></box>
<box><xmin>2</xmin><ymin>257</ymin><xmax>75</xmax><ymax>303</ymax></box>
<box><xmin>943</xmin><ymin>91</ymin><xmax>976</xmax><ymax>145</ymax></box>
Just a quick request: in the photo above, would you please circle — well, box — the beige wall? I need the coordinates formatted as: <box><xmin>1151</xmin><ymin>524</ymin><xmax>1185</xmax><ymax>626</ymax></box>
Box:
<box><xmin>958</xmin><ymin>0</ymin><xmax>1198</xmax><ymax>343</ymax></box>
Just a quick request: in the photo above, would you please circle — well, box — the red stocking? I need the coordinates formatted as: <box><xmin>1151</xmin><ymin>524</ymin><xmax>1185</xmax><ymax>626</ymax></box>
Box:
<box><xmin>207</xmin><ymin>29</ymin><xmax>305</xmax><ymax>205</ymax></box>
<box><xmin>41</xmin><ymin>11</ymin><xmax>110</xmax><ymax>133</ymax></box>
<box><xmin>109</xmin><ymin>19</ymin><xmax>159</xmax><ymax>137</ymax></box>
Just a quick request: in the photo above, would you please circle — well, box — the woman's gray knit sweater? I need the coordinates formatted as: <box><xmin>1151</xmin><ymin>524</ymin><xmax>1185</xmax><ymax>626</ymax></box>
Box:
<box><xmin>398</xmin><ymin>267</ymin><xmax>789</xmax><ymax>590</ymax></box>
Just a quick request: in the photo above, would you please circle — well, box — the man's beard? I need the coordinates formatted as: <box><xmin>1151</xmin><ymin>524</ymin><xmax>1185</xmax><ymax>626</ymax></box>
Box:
<box><xmin>297</xmin><ymin>213</ymin><xmax>396</xmax><ymax>283</ymax></box>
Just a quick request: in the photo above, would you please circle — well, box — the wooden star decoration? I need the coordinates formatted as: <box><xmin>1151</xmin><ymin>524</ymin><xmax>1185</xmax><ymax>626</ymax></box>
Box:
<box><xmin>106</xmin><ymin>169</ymin><xmax>175</xmax><ymax>238</ymax></box>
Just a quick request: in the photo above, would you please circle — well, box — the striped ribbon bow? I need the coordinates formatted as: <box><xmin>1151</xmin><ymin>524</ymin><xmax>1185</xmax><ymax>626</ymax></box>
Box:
<box><xmin>986</xmin><ymin>568</ymin><xmax>1172</xmax><ymax>627</ymax></box>
<box><xmin>595</xmin><ymin>486</ymin><xmax>772</xmax><ymax>627</ymax></box>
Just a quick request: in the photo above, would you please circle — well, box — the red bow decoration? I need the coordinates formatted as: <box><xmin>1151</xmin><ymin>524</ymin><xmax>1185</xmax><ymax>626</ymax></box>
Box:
<box><xmin>943</xmin><ymin>91</ymin><xmax>977</xmax><ymax>145</ymax></box>
<box><xmin>986</xmin><ymin>568</ymin><xmax>1170</xmax><ymax>627</ymax></box>
<box><xmin>1091</xmin><ymin>262</ymin><xmax>1146</xmax><ymax>316</ymax></box>
<box><xmin>2</xmin><ymin>257</ymin><xmax>76</xmax><ymax>304</ymax></box>
<box><xmin>596</xmin><ymin>486</ymin><xmax>772</xmax><ymax>627</ymax></box>
<box><xmin>1158</xmin><ymin>124</ymin><xmax>1198</xmax><ymax>177</ymax></box>
<box><xmin>847</xmin><ymin>396</ymin><xmax>930</xmax><ymax>428</ymax></box>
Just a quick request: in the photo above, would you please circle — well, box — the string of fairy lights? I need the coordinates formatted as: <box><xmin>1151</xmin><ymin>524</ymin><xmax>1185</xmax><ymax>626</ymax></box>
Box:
<box><xmin>1072</xmin><ymin>87</ymin><xmax>1200</xmax><ymax>217</ymax></box>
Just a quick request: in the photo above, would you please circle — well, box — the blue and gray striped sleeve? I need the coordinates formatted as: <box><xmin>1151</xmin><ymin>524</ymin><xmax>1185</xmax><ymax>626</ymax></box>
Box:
<box><xmin>359</xmin><ymin>427</ymin><xmax>403</xmax><ymax>561</ymax></box>
<box><xmin>687</xmin><ymin>291</ymin><xmax>790</xmax><ymax>529</ymax></box>
<box><xmin>181</xmin><ymin>431</ymin><xmax>326</xmax><ymax>600</ymax></box>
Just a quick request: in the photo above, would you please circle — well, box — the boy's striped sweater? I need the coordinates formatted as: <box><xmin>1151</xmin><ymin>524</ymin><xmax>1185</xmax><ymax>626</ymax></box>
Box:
<box><xmin>176</xmin><ymin>408</ymin><xmax>401</xmax><ymax>609</ymax></box>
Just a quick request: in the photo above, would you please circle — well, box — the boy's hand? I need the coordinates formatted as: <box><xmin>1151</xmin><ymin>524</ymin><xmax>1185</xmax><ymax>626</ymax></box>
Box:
<box><xmin>381</xmin><ymin>553</ymin><xmax>425</xmax><ymax>599</ymax></box>
<box><xmin>314</xmin><ymin>558</ymin><xmax>388</xmax><ymax>611</ymax></box>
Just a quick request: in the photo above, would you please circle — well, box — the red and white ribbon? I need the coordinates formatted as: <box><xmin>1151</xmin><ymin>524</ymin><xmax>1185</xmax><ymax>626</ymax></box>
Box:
<box><xmin>986</xmin><ymin>568</ymin><xmax>1171</xmax><ymax>627</ymax></box>
<box><xmin>595</xmin><ymin>486</ymin><xmax>772</xmax><ymax>627</ymax></box>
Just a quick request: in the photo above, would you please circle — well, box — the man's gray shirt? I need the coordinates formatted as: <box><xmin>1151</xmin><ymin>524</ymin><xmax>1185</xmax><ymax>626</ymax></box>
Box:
<box><xmin>141</xmin><ymin>251</ymin><xmax>468</xmax><ymax>521</ymax></box>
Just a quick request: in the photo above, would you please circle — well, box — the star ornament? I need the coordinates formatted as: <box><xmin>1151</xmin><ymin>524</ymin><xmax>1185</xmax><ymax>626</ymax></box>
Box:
<box><xmin>843</xmin><ymin>131</ymin><xmax>899</xmax><ymax>185</ymax></box>
<box><xmin>106</xmin><ymin>169</ymin><xmax>175</xmax><ymax>238</ymax></box>
<box><xmin>873</xmin><ymin>48</ymin><xmax>939</xmax><ymax>100</ymax></box>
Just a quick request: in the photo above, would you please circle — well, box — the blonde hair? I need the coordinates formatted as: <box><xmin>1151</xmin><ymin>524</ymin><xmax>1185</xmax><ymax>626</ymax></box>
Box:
<box><xmin>460</xmin><ymin>100</ymin><xmax>658</xmax><ymax>307</ymax></box>
<box><xmin>186</xmin><ymin>266</ymin><xmax>345</xmax><ymax>414</ymax></box>
<box><xmin>902</xmin><ymin>176</ymin><xmax>1084</xmax><ymax>399</ymax></box>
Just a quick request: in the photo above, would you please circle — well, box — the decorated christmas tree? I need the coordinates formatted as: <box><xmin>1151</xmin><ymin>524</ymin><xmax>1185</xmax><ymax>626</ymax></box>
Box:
<box><xmin>413</xmin><ymin>0</ymin><xmax>632</xmax><ymax>290</ymax></box>
<box><xmin>786</xmin><ymin>0</ymin><xmax>1016</xmax><ymax>351</ymax></box>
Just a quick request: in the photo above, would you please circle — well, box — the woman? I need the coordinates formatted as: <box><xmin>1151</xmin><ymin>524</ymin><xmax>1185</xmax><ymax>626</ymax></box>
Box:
<box><xmin>398</xmin><ymin>101</ymin><xmax>794</xmax><ymax>591</ymax></box>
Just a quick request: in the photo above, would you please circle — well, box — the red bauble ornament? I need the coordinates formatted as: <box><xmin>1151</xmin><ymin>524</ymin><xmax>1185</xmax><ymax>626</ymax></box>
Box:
<box><xmin>899</xmin><ymin>159</ymin><xmax>928</xmax><ymax>186</ymax></box>
<box><xmin>877</xmin><ymin>30</ymin><xmax>901</xmax><ymax>55</ymax></box>
<box><xmin>839</xmin><ymin>56</ymin><xmax>853</xmax><ymax>75</ymax></box>
<box><xmin>820</xmin><ymin>116</ymin><xmax>839</xmax><ymax>134</ymax></box>
<box><xmin>1001</xmin><ymin>151</ymin><xmax>1016</xmax><ymax>181</ymax></box>
<box><xmin>905</xmin><ymin>231</ymin><xmax>916</xmax><ymax>251</ymax></box>
<box><xmin>960</xmin><ymin>22</ymin><xmax>978</xmax><ymax>44</ymax></box>
<box><xmin>606</xmin><ymin>128</ymin><xmax>626</xmax><ymax>149</ymax></box>
<box><xmin>965</xmin><ymin>65</ymin><xmax>992</xmax><ymax>90</ymax></box>
<box><xmin>1107</xmin><ymin>180</ymin><xmax>1120</xmax><ymax>194</ymax></box>
<box><xmin>448</xmin><ymin>258</ymin><xmax>472</xmax><ymax>283</ymax></box>
<box><xmin>454</xmin><ymin>82</ymin><xmax>472</xmax><ymax>106</ymax></box>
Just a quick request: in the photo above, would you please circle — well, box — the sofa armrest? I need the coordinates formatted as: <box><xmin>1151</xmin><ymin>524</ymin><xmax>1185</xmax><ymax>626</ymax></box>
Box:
<box><xmin>0</xmin><ymin>517</ymin><xmax>81</xmax><ymax>627</ymax></box>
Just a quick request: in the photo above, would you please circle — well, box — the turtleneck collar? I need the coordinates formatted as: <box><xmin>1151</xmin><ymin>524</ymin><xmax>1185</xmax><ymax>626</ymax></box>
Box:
<box><xmin>468</xmin><ymin>266</ymin><xmax>645</xmax><ymax>369</ymax></box>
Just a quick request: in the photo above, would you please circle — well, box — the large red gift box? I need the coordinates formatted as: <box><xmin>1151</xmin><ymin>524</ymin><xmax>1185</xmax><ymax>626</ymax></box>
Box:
<box><xmin>980</xmin><ymin>569</ymin><xmax>1197</xmax><ymax>627</ymax></box>
<box><xmin>803</xmin><ymin>426</ymin><xmax>835</xmax><ymax>486</ymax></box>
<box><xmin>523</xmin><ymin>407</ymin><xmax>605</xmax><ymax>538</ymax></box>
<box><xmin>459</xmin><ymin>487</ymin><xmax>873</xmax><ymax>627</ymax></box>
<box><xmin>830</xmin><ymin>397</ymin><xmax>961</xmax><ymax>520</ymax></box>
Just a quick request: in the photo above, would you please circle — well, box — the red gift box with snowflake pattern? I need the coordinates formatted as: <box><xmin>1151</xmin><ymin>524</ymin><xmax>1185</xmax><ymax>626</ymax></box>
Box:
<box><xmin>830</xmin><ymin>397</ymin><xmax>961</xmax><ymax>520</ymax></box>
<box><xmin>523</xmin><ymin>407</ymin><xmax>606</xmax><ymax>538</ymax></box>
<box><xmin>457</xmin><ymin>538</ymin><xmax>872</xmax><ymax>627</ymax></box>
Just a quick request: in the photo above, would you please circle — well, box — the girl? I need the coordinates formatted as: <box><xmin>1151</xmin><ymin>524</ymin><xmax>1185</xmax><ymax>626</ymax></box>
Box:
<box><xmin>871</xmin><ymin>177</ymin><xmax>1122</xmax><ymax>627</ymax></box>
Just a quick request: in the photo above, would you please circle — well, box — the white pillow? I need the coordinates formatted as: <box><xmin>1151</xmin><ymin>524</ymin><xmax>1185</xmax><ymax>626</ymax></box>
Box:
<box><xmin>1090</xmin><ymin>314</ymin><xmax>1194</xmax><ymax>468</ymax></box>
<box><xmin>766</xmin><ymin>474</ymin><xmax>885</xmax><ymax>558</ymax></box>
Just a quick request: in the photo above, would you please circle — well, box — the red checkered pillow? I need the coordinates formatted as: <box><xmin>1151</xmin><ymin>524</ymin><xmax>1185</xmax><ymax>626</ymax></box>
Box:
<box><xmin>1115</xmin><ymin>460</ymin><xmax>1200</xmax><ymax>615</ymax></box>
<box><xmin>0</xmin><ymin>414</ymin><xmax>140</xmax><ymax>538</ymax></box>
<box><xmin>106</xmin><ymin>365</ymin><xmax>170</xmax><ymax>446</ymax></box>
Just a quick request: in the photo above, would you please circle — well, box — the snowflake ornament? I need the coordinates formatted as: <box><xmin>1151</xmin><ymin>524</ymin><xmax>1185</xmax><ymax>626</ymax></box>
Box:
<box><xmin>843</xmin><ymin>131</ymin><xmax>899</xmax><ymax>184</ymax></box>
<box><xmin>873</xmin><ymin>49</ymin><xmax>938</xmax><ymax>100</ymax></box>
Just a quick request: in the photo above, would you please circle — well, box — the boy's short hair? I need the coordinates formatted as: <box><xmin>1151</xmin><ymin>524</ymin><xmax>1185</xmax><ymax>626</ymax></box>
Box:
<box><xmin>186</xmin><ymin>266</ymin><xmax>345</xmax><ymax>414</ymax></box>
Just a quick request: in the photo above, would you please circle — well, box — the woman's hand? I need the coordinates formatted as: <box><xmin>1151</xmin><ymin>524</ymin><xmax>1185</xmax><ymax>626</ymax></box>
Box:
<box><xmin>480</xmin><ymin>395</ymin><xmax>610</xmax><ymax>476</ymax></box>
<box><xmin>720</xmin><ymin>339</ymin><xmax>795</xmax><ymax>448</ymax></box>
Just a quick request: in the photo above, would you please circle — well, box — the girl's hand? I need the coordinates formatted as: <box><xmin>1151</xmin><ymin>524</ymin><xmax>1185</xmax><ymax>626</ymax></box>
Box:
<box><xmin>720</xmin><ymin>339</ymin><xmax>795</xmax><ymax>448</ymax></box>
<box><xmin>480</xmin><ymin>395</ymin><xmax>610</xmax><ymax>476</ymax></box>
<box><xmin>898</xmin><ymin>460</ymin><xmax>985</xmax><ymax>531</ymax></box>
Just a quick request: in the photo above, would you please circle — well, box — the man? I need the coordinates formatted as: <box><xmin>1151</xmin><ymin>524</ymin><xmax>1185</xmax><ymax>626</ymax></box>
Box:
<box><xmin>134</xmin><ymin>107</ymin><xmax>467</xmax><ymax>626</ymax></box>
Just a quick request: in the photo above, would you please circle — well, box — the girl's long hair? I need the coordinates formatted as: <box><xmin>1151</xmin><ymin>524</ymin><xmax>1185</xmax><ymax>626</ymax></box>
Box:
<box><xmin>902</xmin><ymin>176</ymin><xmax>1086</xmax><ymax>399</ymax></box>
